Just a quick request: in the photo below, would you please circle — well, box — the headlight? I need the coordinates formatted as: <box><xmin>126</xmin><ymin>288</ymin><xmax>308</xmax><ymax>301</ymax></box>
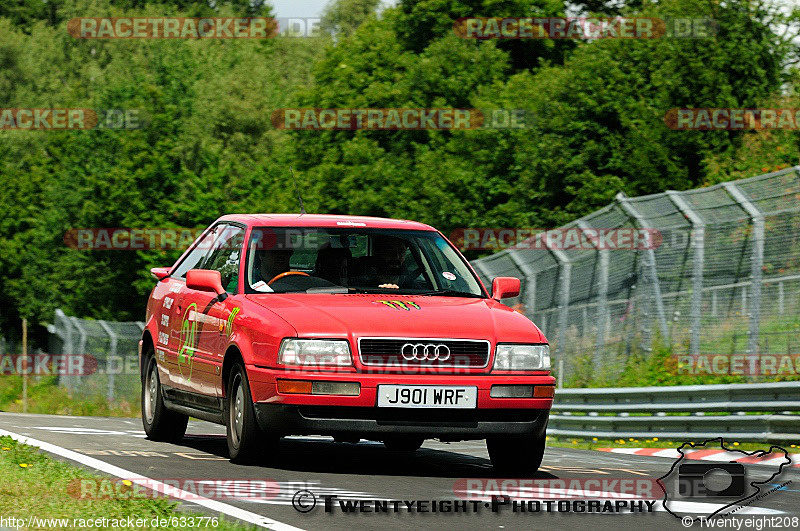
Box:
<box><xmin>493</xmin><ymin>344</ymin><xmax>550</xmax><ymax>371</ymax></box>
<box><xmin>278</xmin><ymin>339</ymin><xmax>353</xmax><ymax>367</ymax></box>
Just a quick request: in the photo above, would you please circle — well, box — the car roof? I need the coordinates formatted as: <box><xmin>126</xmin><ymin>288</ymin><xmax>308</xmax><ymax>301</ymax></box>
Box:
<box><xmin>216</xmin><ymin>213</ymin><xmax>437</xmax><ymax>231</ymax></box>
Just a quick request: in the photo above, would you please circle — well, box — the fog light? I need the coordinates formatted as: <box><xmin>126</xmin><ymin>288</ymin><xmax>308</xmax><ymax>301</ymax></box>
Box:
<box><xmin>491</xmin><ymin>385</ymin><xmax>534</xmax><ymax>398</ymax></box>
<box><xmin>277</xmin><ymin>380</ymin><xmax>312</xmax><ymax>394</ymax></box>
<box><xmin>312</xmin><ymin>381</ymin><xmax>360</xmax><ymax>396</ymax></box>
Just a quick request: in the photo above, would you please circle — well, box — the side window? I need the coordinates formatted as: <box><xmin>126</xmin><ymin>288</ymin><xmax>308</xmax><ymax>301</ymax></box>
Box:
<box><xmin>172</xmin><ymin>227</ymin><xmax>217</xmax><ymax>279</ymax></box>
<box><xmin>203</xmin><ymin>225</ymin><xmax>245</xmax><ymax>293</ymax></box>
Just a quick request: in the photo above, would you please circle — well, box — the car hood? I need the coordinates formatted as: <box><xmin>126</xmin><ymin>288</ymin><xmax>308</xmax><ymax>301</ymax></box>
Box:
<box><xmin>245</xmin><ymin>293</ymin><xmax>546</xmax><ymax>344</ymax></box>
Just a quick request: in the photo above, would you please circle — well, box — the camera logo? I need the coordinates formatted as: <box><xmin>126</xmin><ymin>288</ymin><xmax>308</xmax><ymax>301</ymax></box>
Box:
<box><xmin>658</xmin><ymin>437</ymin><xmax>792</xmax><ymax>524</ymax></box>
<box><xmin>677</xmin><ymin>463</ymin><xmax>745</xmax><ymax>497</ymax></box>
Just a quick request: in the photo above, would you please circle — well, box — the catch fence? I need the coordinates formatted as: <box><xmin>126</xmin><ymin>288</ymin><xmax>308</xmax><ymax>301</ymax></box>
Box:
<box><xmin>471</xmin><ymin>167</ymin><xmax>800</xmax><ymax>386</ymax></box>
<box><xmin>47</xmin><ymin>309</ymin><xmax>143</xmax><ymax>401</ymax></box>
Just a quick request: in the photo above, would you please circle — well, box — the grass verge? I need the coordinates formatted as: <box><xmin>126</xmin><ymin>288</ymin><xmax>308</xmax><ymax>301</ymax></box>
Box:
<box><xmin>0</xmin><ymin>375</ymin><xmax>139</xmax><ymax>417</ymax></box>
<box><xmin>0</xmin><ymin>435</ymin><xmax>254</xmax><ymax>530</ymax></box>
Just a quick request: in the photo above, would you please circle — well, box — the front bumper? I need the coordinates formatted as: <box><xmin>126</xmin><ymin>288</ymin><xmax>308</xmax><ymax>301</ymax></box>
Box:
<box><xmin>248</xmin><ymin>365</ymin><xmax>553</xmax><ymax>440</ymax></box>
<box><xmin>254</xmin><ymin>403</ymin><xmax>549</xmax><ymax>440</ymax></box>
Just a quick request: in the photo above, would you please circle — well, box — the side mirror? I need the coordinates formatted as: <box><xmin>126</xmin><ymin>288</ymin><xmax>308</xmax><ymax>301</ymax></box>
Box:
<box><xmin>186</xmin><ymin>269</ymin><xmax>228</xmax><ymax>301</ymax></box>
<box><xmin>492</xmin><ymin>277</ymin><xmax>521</xmax><ymax>300</ymax></box>
<box><xmin>150</xmin><ymin>267</ymin><xmax>171</xmax><ymax>281</ymax></box>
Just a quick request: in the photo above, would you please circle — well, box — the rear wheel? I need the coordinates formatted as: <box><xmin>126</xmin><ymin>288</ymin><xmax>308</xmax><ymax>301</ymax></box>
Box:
<box><xmin>226</xmin><ymin>363</ymin><xmax>274</xmax><ymax>463</ymax></box>
<box><xmin>487</xmin><ymin>431</ymin><xmax>546</xmax><ymax>476</ymax></box>
<box><xmin>141</xmin><ymin>352</ymin><xmax>188</xmax><ymax>442</ymax></box>
<box><xmin>383</xmin><ymin>436</ymin><xmax>424</xmax><ymax>452</ymax></box>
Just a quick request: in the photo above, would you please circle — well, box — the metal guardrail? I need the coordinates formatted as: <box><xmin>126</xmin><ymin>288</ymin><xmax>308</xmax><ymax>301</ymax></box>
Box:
<box><xmin>547</xmin><ymin>382</ymin><xmax>800</xmax><ymax>443</ymax></box>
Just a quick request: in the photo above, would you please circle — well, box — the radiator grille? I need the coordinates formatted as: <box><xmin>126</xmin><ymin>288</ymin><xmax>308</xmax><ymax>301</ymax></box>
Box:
<box><xmin>358</xmin><ymin>338</ymin><xmax>490</xmax><ymax>368</ymax></box>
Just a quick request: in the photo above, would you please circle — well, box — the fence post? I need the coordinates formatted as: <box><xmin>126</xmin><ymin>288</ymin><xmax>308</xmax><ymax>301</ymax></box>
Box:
<box><xmin>69</xmin><ymin>316</ymin><xmax>87</xmax><ymax>395</ymax></box>
<box><xmin>508</xmin><ymin>250</ymin><xmax>537</xmax><ymax>322</ymax></box>
<box><xmin>54</xmin><ymin>309</ymin><xmax>75</xmax><ymax>392</ymax></box>
<box><xmin>55</xmin><ymin>309</ymin><xmax>73</xmax><ymax>354</ymax></box>
<box><xmin>712</xmin><ymin>290</ymin><xmax>717</xmax><ymax>316</ymax></box>
<box><xmin>546</xmin><ymin>245</ymin><xmax>571</xmax><ymax>388</ymax></box>
<box><xmin>577</xmin><ymin>219</ymin><xmax>609</xmax><ymax>368</ymax></box>
<box><xmin>667</xmin><ymin>191</ymin><xmax>705</xmax><ymax>356</ymax></box>
<box><xmin>98</xmin><ymin>320</ymin><xmax>117</xmax><ymax>402</ymax></box>
<box><xmin>617</xmin><ymin>194</ymin><xmax>669</xmax><ymax>344</ymax></box>
<box><xmin>722</xmin><ymin>182</ymin><xmax>763</xmax><ymax>360</ymax></box>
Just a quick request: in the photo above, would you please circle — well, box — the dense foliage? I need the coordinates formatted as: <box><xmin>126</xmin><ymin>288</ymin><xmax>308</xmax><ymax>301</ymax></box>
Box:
<box><xmin>0</xmin><ymin>0</ymin><xmax>798</xmax><ymax>336</ymax></box>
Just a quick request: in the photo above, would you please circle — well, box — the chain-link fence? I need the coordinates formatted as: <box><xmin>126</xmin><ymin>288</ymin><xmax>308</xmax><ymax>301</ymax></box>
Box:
<box><xmin>471</xmin><ymin>166</ymin><xmax>800</xmax><ymax>387</ymax></box>
<box><xmin>47</xmin><ymin>309</ymin><xmax>144</xmax><ymax>401</ymax></box>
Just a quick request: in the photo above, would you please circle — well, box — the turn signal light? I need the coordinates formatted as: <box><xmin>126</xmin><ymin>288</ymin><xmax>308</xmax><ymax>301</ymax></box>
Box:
<box><xmin>277</xmin><ymin>380</ymin><xmax>312</xmax><ymax>394</ymax></box>
<box><xmin>533</xmin><ymin>386</ymin><xmax>555</xmax><ymax>398</ymax></box>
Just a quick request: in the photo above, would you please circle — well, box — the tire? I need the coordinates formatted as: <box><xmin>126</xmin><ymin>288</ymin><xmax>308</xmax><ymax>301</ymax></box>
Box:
<box><xmin>226</xmin><ymin>363</ymin><xmax>273</xmax><ymax>463</ymax></box>
<box><xmin>383</xmin><ymin>436</ymin><xmax>424</xmax><ymax>452</ymax></box>
<box><xmin>487</xmin><ymin>431</ymin><xmax>546</xmax><ymax>476</ymax></box>
<box><xmin>141</xmin><ymin>351</ymin><xmax>188</xmax><ymax>442</ymax></box>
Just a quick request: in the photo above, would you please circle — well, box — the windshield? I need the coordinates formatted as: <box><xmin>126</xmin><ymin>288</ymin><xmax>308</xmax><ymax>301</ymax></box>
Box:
<box><xmin>245</xmin><ymin>227</ymin><xmax>485</xmax><ymax>296</ymax></box>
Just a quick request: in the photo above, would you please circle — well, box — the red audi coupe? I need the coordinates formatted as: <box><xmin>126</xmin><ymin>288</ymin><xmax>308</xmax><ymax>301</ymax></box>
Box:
<box><xmin>139</xmin><ymin>214</ymin><xmax>554</xmax><ymax>473</ymax></box>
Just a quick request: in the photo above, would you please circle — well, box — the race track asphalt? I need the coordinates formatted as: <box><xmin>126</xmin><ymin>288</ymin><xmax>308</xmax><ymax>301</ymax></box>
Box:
<box><xmin>0</xmin><ymin>412</ymin><xmax>797</xmax><ymax>531</ymax></box>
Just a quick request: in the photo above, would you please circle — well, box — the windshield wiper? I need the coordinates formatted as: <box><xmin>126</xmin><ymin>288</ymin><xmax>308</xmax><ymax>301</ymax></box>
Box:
<box><xmin>347</xmin><ymin>287</ymin><xmax>404</xmax><ymax>294</ymax></box>
<box><xmin>306</xmin><ymin>287</ymin><xmax>349</xmax><ymax>294</ymax></box>
<box><xmin>413</xmin><ymin>289</ymin><xmax>484</xmax><ymax>298</ymax></box>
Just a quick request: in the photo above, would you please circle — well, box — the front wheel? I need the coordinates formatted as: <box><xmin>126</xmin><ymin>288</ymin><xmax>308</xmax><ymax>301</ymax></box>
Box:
<box><xmin>226</xmin><ymin>363</ymin><xmax>275</xmax><ymax>463</ymax></box>
<box><xmin>141</xmin><ymin>353</ymin><xmax>188</xmax><ymax>442</ymax></box>
<box><xmin>486</xmin><ymin>431</ymin><xmax>546</xmax><ymax>476</ymax></box>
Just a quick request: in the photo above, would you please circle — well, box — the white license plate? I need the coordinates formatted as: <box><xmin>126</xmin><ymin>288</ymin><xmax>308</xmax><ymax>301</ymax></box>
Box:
<box><xmin>377</xmin><ymin>385</ymin><xmax>477</xmax><ymax>409</ymax></box>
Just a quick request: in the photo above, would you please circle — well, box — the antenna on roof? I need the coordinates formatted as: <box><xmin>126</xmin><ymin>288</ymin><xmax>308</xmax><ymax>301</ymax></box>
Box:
<box><xmin>290</xmin><ymin>167</ymin><xmax>307</xmax><ymax>215</ymax></box>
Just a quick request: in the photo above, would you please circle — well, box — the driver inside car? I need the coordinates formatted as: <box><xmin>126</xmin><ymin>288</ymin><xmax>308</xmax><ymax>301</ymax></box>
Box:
<box><xmin>251</xmin><ymin>248</ymin><xmax>294</xmax><ymax>292</ymax></box>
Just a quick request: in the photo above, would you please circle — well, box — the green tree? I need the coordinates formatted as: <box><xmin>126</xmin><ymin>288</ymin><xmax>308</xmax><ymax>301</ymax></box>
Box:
<box><xmin>321</xmin><ymin>0</ymin><xmax>381</xmax><ymax>37</ymax></box>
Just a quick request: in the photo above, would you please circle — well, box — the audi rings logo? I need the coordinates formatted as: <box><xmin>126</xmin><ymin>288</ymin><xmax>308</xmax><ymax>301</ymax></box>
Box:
<box><xmin>401</xmin><ymin>343</ymin><xmax>451</xmax><ymax>362</ymax></box>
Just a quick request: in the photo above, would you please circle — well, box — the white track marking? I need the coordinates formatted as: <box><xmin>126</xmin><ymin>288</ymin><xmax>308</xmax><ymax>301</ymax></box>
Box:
<box><xmin>32</xmin><ymin>427</ymin><xmax>132</xmax><ymax>436</ymax></box>
<box><xmin>0</xmin><ymin>428</ymin><xmax>304</xmax><ymax>531</ymax></box>
<box><xmin>656</xmin><ymin>500</ymin><xmax>785</xmax><ymax>515</ymax></box>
